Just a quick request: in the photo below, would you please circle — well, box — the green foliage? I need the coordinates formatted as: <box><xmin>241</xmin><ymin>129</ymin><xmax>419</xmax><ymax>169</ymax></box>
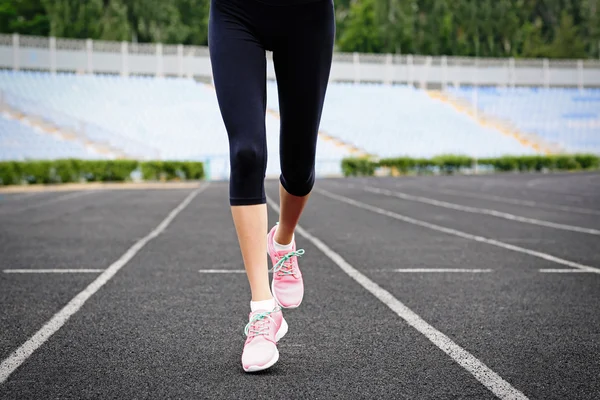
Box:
<box><xmin>139</xmin><ymin>161</ymin><xmax>203</xmax><ymax>180</ymax></box>
<box><xmin>379</xmin><ymin>157</ymin><xmax>416</xmax><ymax>173</ymax></box>
<box><xmin>431</xmin><ymin>155</ymin><xmax>474</xmax><ymax>174</ymax></box>
<box><xmin>179</xmin><ymin>161</ymin><xmax>204</xmax><ymax>180</ymax></box>
<box><xmin>0</xmin><ymin>0</ymin><xmax>49</xmax><ymax>36</ymax></box>
<box><xmin>340</xmin><ymin>154</ymin><xmax>600</xmax><ymax>177</ymax></box>
<box><xmin>53</xmin><ymin>158</ymin><xmax>81</xmax><ymax>183</ymax></box>
<box><xmin>341</xmin><ymin>157</ymin><xmax>376</xmax><ymax>177</ymax></box>
<box><xmin>101</xmin><ymin>160</ymin><xmax>139</xmax><ymax>182</ymax></box>
<box><xmin>335</xmin><ymin>0</ymin><xmax>600</xmax><ymax>59</ymax></box>
<box><xmin>1</xmin><ymin>1</ymin><xmax>598</xmax><ymax>58</ymax></box>
<box><xmin>42</xmin><ymin>0</ymin><xmax>104</xmax><ymax>39</ymax></box>
<box><xmin>140</xmin><ymin>161</ymin><xmax>164</xmax><ymax>181</ymax></box>
<box><xmin>574</xmin><ymin>154</ymin><xmax>600</xmax><ymax>169</ymax></box>
<box><xmin>338</xmin><ymin>0</ymin><xmax>383</xmax><ymax>53</ymax></box>
<box><xmin>0</xmin><ymin>159</ymin><xmax>204</xmax><ymax>186</ymax></box>
<box><xmin>0</xmin><ymin>161</ymin><xmax>19</xmax><ymax>185</ymax></box>
<box><xmin>20</xmin><ymin>160</ymin><xmax>56</xmax><ymax>184</ymax></box>
<box><xmin>548</xmin><ymin>12</ymin><xmax>587</xmax><ymax>58</ymax></box>
<box><xmin>552</xmin><ymin>154</ymin><xmax>580</xmax><ymax>170</ymax></box>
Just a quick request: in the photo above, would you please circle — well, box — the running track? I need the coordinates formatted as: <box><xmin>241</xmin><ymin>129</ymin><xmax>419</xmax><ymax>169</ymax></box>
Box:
<box><xmin>1</xmin><ymin>172</ymin><xmax>599</xmax><ymax>399</ymax></box>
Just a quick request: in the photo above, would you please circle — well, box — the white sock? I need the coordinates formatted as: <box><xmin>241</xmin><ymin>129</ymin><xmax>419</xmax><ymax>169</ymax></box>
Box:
<box><xmin>251</xmin><ymin>298</ymin><xmax>276</xmax><ymax>312</ymax></box>
<box><xmin>273</xmin><ymin>227</ymin><xmax>294</xmax><ymax>252</ymax></box>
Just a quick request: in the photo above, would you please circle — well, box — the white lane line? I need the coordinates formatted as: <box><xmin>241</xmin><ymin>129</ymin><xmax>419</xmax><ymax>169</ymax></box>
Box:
<box><xmin>525</xmin><ymin>178</ymin><xmax>596</xmax><ymax>197</ymax></box>
<box><xmin>525</xmin><ymin>177</ymin><xmax>547</xmax><ymax>188</ymax></box>
<box><xmin>198</xmin><ymin>269</ymin><xmax>246</xmax><ymax>273</ymax></box>
<box><xmin>266</xmin><ymin>195</ymin><xmax>527</xmax><ymax>400</ymax></box>
<box><xmin>0</xmin><ymin>191</ymin><xmax>96</xmax><ymax>215</ymax></box>
<box><xmin>539</xmin><ymin>269</ymin><xmax>591</xmax><ymax>274</ymax></box>
<box><xmin>364</xmin><ymin>186</ymin><xmax>600</xmax><ymax>236</ymax></box>
<box><xmin>3</xmin><ymin>269</ymin><xmax>105</xmax><ymax>274</ymax></box>
<box><xmin>315</xmin><ymin>188</ymin><xmax>600</xmax><ymax>275</ymax></box>
<box><xmin>404</xmin><ymin>185</ymin><xmax>600</xmax><ymax>216</ymax></box>
<box><xmin>0</xmin><ymin>184</ymin><xmax>208</xmax><ymax>384</ymax></box>
<box><xmin>392</xmin><ymin>268</ymin><xmax>492</xmax><ymax>273</ymax></box>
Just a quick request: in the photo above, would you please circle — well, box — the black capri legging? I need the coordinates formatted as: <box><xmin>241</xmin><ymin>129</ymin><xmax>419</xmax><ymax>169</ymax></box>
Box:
<box><xmin>208</xmin><ymin>0</ymin><xmax>335</xmax><ymax>206</ymax></box>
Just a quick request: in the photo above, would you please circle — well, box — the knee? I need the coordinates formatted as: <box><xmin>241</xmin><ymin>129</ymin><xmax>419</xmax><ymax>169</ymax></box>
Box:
<box><xmin>229</xmin><ymin>143</ymin><xmax>267</xmax><ymax>206</ymax></box>
<box><xmin>280</xmin><ymin>167</ymin><xmax>315</xmax><ymax>197</ymax></box>
<box><xmin>231</xmin><ymin>143</ymin><xmax>265</xmax><ymax>175</ymax></box>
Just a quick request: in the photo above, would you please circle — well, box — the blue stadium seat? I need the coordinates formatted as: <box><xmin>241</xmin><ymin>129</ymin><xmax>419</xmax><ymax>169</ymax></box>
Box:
<box><xmin>448</xmin><ymin>86</ymin><xmax>600</xmax><ymax>153</ymax></box>
<box><xmin>267</xmin><ymin>81</ymin><xmax>535</xmax><ymax>158</ymax></box>
<box><xmin>8</xmin><ymin>71</ymin><xmax>595</xmax><ymax>177</ymax></box>
<box><xmin>0</xmin><ymin>71</ymin><xmax>351</xmax><ymax>177</ymax></box>
<box><xmin>0</xmin><ymin>115</ymin><xmax>98</xmax><ymax>161</ymax></box>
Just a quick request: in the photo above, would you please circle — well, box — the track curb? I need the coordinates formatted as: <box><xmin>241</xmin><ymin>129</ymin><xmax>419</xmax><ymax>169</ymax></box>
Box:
<box><xmin>0</xmin><ymin>181</ymin><xmax>203</xmax><ymax>193</ymax></box>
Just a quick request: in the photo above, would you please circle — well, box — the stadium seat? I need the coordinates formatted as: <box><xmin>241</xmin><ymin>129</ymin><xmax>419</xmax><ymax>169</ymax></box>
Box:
<box><xmin>447</xmin><ymin>86</ymin><xmax>600</xmax><ymax>153</ymax></box>
<box><xmin>0</xmin><ymin>115</ymin><xmax>98</xmax><ymax>161</ymax></box>
<box><xmin>7</xmin><ymin>71</ymin><xmax>597</xmax><ymax>179</ymax></box>
<box><xmin>267</xmin><ymin>81</ymin><xmax>536</xmax><ymax>158</ymax></box>
<box><xmin>0</xmin><ymin>71</ymin><xmax>351</xmax><ymax>177</ymax></box>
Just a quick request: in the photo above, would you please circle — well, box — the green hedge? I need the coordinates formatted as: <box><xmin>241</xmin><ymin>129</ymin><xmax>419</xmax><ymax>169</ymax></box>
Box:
<box><xmin>341</xmin><ymin>154</ymin><xmax>600</xmax><ymax>177</ymax></box>
<box><xmin>341</xmin><ymin>157</ymin><xmax>377</xmax><ymax>177</ymax></box>
<box><xmin>140</xmin><ymin>161</ymin><xmax>205</xmax><ymax>181</ymax></box>
<box><xmin>0</xmin><ymin>159</ymin><xmax>205</xmax><ymax>186</ymax></box>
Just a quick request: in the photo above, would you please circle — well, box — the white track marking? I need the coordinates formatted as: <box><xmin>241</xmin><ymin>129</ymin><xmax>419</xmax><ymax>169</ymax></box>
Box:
<box><xmin>539</xmin><ymin>269</ymin><xmax>591</xmax><ymax>273</ymax></box>
<box><xmin>315</xmin><ymin>188</ymin><xmax>600</xmax><ymax>274</ymax></box>
<box><xmin>0</xmin><ymin>185</ymin><xmax>208</xmax><ymax>384</ymax></box>
<box><xmin>363</xmin><ymin>186</ymin><xmax>600</xmax><ymax>236</ymax></box>
<box><xmin>525</xmin><ymin>178</ymin><xmax>546</xmax><ymax>188</ymax></box>
<box><xmin>0</xmin><ymin>191</ymin><xmax>96</xmax><ymax>215</ymax></box>
<box><xmin>399</xmin><ymin>185</ymin><xmax>600</xmax><ymax>216</ymax></box>
<box><xmin>392</xmin><ymin>268</ymin><xmax>492</xmax><ymax>273</ymax></box>
<box><xmin>3</xmin><ymin>269</ymin><xmax>104</xmax><ymax>274</ymax></box>
<box><xmin>266</xmin><ymin>196</ymin><xmax>528</xmax><ymax>400</ymax></box>
<box><xmin>198</xmin><ymin>269</ymin><xmax>246</xmax><ymax>273</ymax></box>
<box><xmin>525</xmin><ymin>177</ymin><xmax>597</xmax><ymax>197</ymax></box>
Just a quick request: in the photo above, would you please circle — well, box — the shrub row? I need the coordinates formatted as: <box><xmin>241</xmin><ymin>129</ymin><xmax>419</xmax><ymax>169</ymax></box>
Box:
<box><xmin>140</xmin><ymin>161</ymin><xmax>205</xmax><ymax>181</ymax></box>
<box><xmin>477</xmin><ymin>154</ymin><xmax>600</xmax><ymax>172</ymax></box>
<box><xmin>341</xmin><ymin>154</ymin><xmax>600</xmax><ymax>177</ymax></box>
<box><xmin>0</xmin><ymin>159</ymin><xmax>204</xmax><ymax>186</ymax></box>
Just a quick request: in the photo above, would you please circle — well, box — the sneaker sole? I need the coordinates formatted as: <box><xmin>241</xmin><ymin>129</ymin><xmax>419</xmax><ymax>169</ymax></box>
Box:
<box><xmin>276</xmin><ymin>316</ymin><xmax>288</xmax><ymax>341</ymax></box>
<box><xmin>243</xmin><ymin>319</ymin><xmax>288</xmax><ymax>373</ymax></box>
<box><xmin>244</xmin><ymin>350</ymin><xmax>279</xmax><ymax>373</ymax></box>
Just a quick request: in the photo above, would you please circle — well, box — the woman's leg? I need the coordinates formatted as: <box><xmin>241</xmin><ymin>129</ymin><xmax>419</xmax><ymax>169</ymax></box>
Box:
<box><xmin>209</xmin><ymin>0</ymin><xmax>289</xmax><ymax>373</ymax></box>
<box><xmin>273</xmin><ymin>0</ymin><xmax>335</xmax><ymax>235</ymax></box>
<box><xmin>265</xmin><ymin>0</ymin><xmax>335</xmax><ymax>308</ymax></box>
<box><xmin>274</xmin><ymin>185</ymin><xmax>309</xmax><ymax>246</ymax></box>
<box><xmin>231</xmin><ymin>205</ymin><xmax>270</xmax><ymax>301</ymax></box>
<box><xmin>209</xmin><ymin>0</ymin><xmax>271</xmax><ymax>302</ymax></box>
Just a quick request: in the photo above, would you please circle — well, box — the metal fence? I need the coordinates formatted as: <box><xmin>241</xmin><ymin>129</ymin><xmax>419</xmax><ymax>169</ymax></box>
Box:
<box><xmin>2</xmin><ymin>34</ymin><xmax>600</xmax><ymax>88</ymax></box>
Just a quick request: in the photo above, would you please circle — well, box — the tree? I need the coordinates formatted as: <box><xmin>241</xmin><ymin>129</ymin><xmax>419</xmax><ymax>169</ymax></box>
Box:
<box><xmin>0</xmin><ymin>0</ymin><xmax>49</xmax><ymax>36</ymax></box>
<box><xmin>0</xmin><ymin>0</ymin><xmax>597</xmax><ymax>59</ymax></box>
<box><xmin>338</xmin><ymin>0</ymin><xmax>383</xmax><ymax>53</ymax></box>
<box><xmin>546</xmin><ymin>11</ymin><xmax>587</xmax><ymax>58</ymax></box>
<box><xmin>177</xmin><ymin>0</ymin><xmax>210</xmax><ymax>45</ymax></box>
<box><xmin>98</xmin><ymin>0</ymin><xmax>130</xmax><ymax>41</ymax></box>
<box><xmin>374</xmin><ymin>0</ymin><xmax>415</xmax><ymax>54</ymax></box>
<box><xmin>521</xmin><ymin>18</ymin><xmax>549</xmax><ymax>57</ymax></box>
<box><xmin>42</xmin><ymin>0</ymin><xmax>104</xmax><ymax>39</ymax></box>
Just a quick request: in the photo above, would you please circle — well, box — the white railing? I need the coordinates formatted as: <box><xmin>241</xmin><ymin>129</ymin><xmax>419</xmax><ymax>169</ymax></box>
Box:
<box><xmin>1</xmin><ymin>34</ymin><xmax>599</xmax><ymax>88</ymax></box>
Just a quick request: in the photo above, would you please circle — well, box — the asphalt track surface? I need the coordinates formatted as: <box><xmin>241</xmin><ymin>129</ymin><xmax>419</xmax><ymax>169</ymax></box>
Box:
<box><xmin>1</xmin><ymin>172</ymin><xmax>599</xmax><ymax>399</ymax></box>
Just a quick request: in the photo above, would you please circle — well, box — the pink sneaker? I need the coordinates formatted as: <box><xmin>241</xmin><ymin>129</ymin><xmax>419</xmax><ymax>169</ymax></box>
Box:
<box><xmin>241</xmin><ymin>306</ymin><xmax>288</xmax><ymax>372</ymax></box>
<box><xmin>267</xmin><ymin>225</ymin><xmax>305</xmax><ymax>309</ymax></box>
